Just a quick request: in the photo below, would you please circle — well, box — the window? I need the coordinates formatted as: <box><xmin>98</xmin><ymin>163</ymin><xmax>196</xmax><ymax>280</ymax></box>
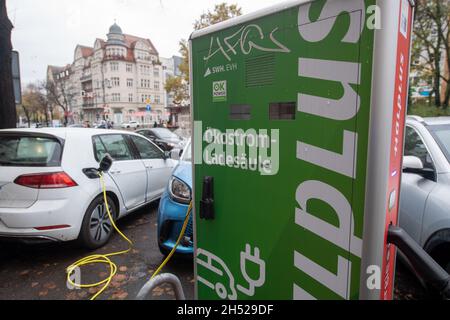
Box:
<box><xmin>428</xmin><ymin>125</ymin><xmax>450</xmax><ymax>164</ymax></box>
<box><xmin>141</xmin><ymin>94</ymin><xmax>150</xmax><ymax>103</ymax></box>
<box><xmin>140</xmin><ymin>130</ymin><xmax>156</xmax><ymax>140</ymax></box>
<box><xmin>182</xmin><ymin>142</ymin><xmax>192</xmax><ymax>162</ymax></box>
<box><xmin>0</xmin><ymin>135</ymin><xmax>62</xmax><ymax>167</ymax></box>
<box><xmin>153</xmin><ymin>68</ymin><xmax>160</xmax><ymax>77</ymax></box>
<box><xmin>126</xmin><ymin>64</ymin><xmax>133</xmax><ymax>72</ymax></box>
<box><xmin>110</xmin><ymin>62</ymin><xmax>119</xmax><ymax>72</ymax></box>
<box><xmin>154</xmin><ymin>81</ymin><xmax>160</xmax><ymax>90</ymax></box>
<box><xmin>152</xmin><ymin>128</ymin><xmax>179</xmax><ymax>140</ymax></box>
<box><xmin>111</xmin><ymin>93</ymin><xmax>120</xmax><ymax>102</ymax></box>
<box><xmin>127</xmin><ymin>79</ymin><xmax>133</xmax><ymax>87</ymax></box>
<box><xmin>93</xmin><ymin>135</ymin><xmax>134</xmax><ymax>161</ymax></box>
<box><xmin>140</xmin><ymin>65</ymin><xmax>150</xmax><ymax>75</ymax></box>
<box><xmin>92</xmin><ymin>136</ymin><xmax>108</xmax><ymax>162</ymax></box>
<box><xmin>128</xmin><ymin>93</ymin><xmax>133</xmax><ymax>102</ymax></box>
<box><xmin>130</xmin><ymin>135</ymin><xmax>163</xmax><ymax>159</ymax></box>
<box><xmin>404</xmin><ymin>127</ymin><xmax>434</xmax><ymax>169</ymax></box>
<box><xmin>154</xmin><ymin>95</ymin><xmax>161</xmax><ymax>104</ymax></box>
<box><xmin>111</xmin><ymin>77</ymin><xmax>120</xmax><ymax>87</ymax></box>
<box><xmin>140</xmin><ymin>79</ymin><xmax>151</xmax><ymax>88</ymax></box>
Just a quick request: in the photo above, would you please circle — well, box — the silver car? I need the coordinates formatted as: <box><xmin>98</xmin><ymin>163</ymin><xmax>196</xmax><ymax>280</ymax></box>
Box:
<box><xmin>400</xmin><ymin>116</ymin><xmax>450</xmax><ymax>273</ymax></box>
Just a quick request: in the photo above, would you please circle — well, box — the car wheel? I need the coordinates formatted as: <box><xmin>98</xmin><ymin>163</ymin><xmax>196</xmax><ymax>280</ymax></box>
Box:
<box><xmin>423</xmin><ymin>244</ymin><xmax>450</xmax><ymax>297</ymax></box>
<box><xmin>444</xmin><ymin>261</ymin><xmax>450</xmax><ymax>274</ymax></box>
<box><xmin>79</xmin><ymin>195</ymin><xmax>117</xmax><ymax>249</ymax></box>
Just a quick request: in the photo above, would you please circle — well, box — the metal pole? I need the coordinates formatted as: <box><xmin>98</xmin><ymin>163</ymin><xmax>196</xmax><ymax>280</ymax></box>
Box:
<box><xmin>136</xmin><ymin>273</ymin><xmax>186</xmax><ymax>300</ymax></box>
<box><xmin>388</xmin><ymin>225</ymin><xmax>450</xmax><ymax>299</ymax></box>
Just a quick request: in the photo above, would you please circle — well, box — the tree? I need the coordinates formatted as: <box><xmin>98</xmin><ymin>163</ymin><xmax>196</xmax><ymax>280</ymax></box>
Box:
<box><xmin>194</xmin><ymin>3</ymin><xmax>242</xmax><ymax>30</ymax></box>
<box><xmin>46</xmin><ymin>79</ymin><xmax>74</xmax><ymax>126</ymax></box>
<box><xmin>164</xmin><ymin>74</ymin><xmax>189</xmax><ymax>106</ymax></box>
<box><xmin>19</xmin><ymin>83</ymin><xmax>50</xmax><ymax>127</ymax></box>
<box><xmin>0</xmin><ymin>0</ymin><xmax>17</xmax><ymax>129</ymax></box>
<box><xmin>165</xmin><ymin>3</ymin><xmax>242</xmax><ymax>107</ymax></box>
<box><xmin>412</xmin><ymin>0</ymin><xmax>450</xmax><ymax>108</ymax></box>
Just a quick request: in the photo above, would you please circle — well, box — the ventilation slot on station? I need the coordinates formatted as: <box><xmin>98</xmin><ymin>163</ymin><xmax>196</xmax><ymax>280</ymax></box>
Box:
<box><xmin>269</xmin><ymin>102</ymin><xmax>296</xmax><ymax>120</ymax></box>
<box><xmin>230</xmin><ymin>104</ymin><xmax>252</xmax><ymax>120</ymax></box>
<box><xmin>245</xmin><ymin>54</ymin><xmax>276</xmax><ymax>88</ymax></box>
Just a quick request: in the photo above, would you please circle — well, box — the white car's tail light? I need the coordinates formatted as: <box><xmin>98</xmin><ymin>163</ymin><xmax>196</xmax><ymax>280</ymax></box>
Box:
<box><xmin>34</xmin><ymin>225</ymin><xmax>71</xmax><ymax>231</ymax></box>
<box><xmin>14</xmin><ymin>172</ymin><xmax>78</xmax><ymax>189</ymax></box>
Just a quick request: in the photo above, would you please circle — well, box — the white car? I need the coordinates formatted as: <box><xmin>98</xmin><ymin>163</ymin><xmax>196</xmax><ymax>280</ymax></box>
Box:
<box><xmin>0</xmin><ymin>128</ymin><xmax>176</xmax><ymax>248</ymax></box>
<box><xmin>121</xmin><ymin>121</ymin><xmax>140</xmax><ymax>129</ymax></box>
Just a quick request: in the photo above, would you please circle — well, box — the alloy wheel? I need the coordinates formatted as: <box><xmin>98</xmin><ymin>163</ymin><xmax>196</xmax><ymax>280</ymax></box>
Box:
<box><xmin>89</xmin><ymin>202</ymin><xmax>113</xmax><ymax>243</ymax></box>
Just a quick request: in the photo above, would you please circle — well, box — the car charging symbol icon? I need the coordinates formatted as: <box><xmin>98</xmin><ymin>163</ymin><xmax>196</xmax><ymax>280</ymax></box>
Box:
<box><xmin>196</xmin><ymin>244</ymin><xmax>266</xmax><ymax>300</ymax></box>
<box><xmin>237</xmin><ymin>245</ymin><xmax>266</xmax><ymax>297</ymax></box>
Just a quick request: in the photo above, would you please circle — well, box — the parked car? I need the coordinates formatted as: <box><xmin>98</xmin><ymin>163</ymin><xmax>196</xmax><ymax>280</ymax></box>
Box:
<box><xmin>157</xmin><ymin>140</ymin><xmax>192</xmax><ymax>255</ymax></box>
<box><xmin>173</xmin><ymin>128</ymin><xmax>191</xmax><ymax>140</ymax></box>
<box><xmin>121</xmin><ymin>121</ymin><xmax>140</xmax><ymax>129</ymax></box>
<box><xmin>400</xmin><ymin>116</ymin><xmax>450</xmax><ymax>273</ymax></box>
<box><xmin>137</xmin><ymin>128</ymin><xmax>186</xmax><ymax>151</ymax></box>
<box><xmin>0</xmin><ymin>128</ymin><xmax>176</xmax><ymax>248</ymax></box>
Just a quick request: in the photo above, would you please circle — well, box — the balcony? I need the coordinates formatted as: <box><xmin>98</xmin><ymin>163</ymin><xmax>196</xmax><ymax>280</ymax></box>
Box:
<box><xmin>82</xmin><ymin>97</ymin><xmax>100</xmax><ymax>110</ymax></box>
<box><xmin>80</xmin><ymin>74</ymin><xmax>92</xmax><ymax>82</ymax></box>
<box><xmin>82</xmin><ymin>102</ymin><xmax>95</xmax><ymax>109</ymax></box>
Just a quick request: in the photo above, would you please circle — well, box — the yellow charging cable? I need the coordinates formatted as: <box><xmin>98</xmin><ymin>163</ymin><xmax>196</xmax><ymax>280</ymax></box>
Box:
<box><xmin>66</xmin><ymin>172</ymin><xmax>193</xmax><ymax>300</ymax></box>
<box><xmin>150</xmin><ymin>201</ymin><xmax>192</xmax><ymax>281</ymax></box>
<box><xmin>66</xmin><ymin>173</ymin><xmax>133</xmax><ymax>300</ymax></box>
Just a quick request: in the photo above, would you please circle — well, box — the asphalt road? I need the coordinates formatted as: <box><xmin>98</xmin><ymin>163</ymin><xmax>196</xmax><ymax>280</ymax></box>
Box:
<box><xmin>0</xmin><ymin>201</ymin><xmax>429</xmax><ymax>300</ymax></box>
<box><xmin>0</xmin><ymin>201</ymin><xmax>194</xmax><ymax>300</ymax></box>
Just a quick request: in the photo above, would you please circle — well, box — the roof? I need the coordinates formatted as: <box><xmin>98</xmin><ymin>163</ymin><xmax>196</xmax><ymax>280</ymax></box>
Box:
<box><xmin>78</xmin><ymin>45</ymin><xmax>94</xmax><ymax>58</ymax></box>
<box><xmin>95</xmin><ymin>38</ymin><xmax>106</xmax><ymax>49</ymax></box>
<box><xmin>124</xmin><ymin>34</ymin><xmax>158</xmax><ymax>55</ymax></box>
<box><xmin>109</xmin><ymin>23</ymin><xmax>123</xmax><ymax>35</ymax></box>
<box><xmin>72</xmin><ymin>34</ymin><xmax>159</xmax><ymax>62</ymax></box>
<box><xmin>407</xmin><ymin>116</ymin><xmax>450</xmax><ymax>126</ymax></box>
<box><xmin>48</xmin><ymin>64</ymin><xmax>72</xmax><ymax>76</ymax></box>
<box><xmin>190</xmin><ymin>0</ymin><xmax>415</xmax><ymax>39</ymax></box>
<box><xmin>0</xmin><ymin>128</ymin><xmax>139</xmax><ymax>140</ymax></box>
<box><xmin>423</xmin><ymin>117</ymin><xmax>450</xmax><ymax>126</ymax></box>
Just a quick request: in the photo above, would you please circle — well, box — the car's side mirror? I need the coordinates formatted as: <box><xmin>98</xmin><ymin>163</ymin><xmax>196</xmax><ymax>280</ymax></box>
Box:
<box><xmin>403</xmin><ymin>156</ymin><xmax>436</xmax><ymax>181</ymax></box>
<box><xmin>162</xmin><ymin>151</ymin><xmax>170</xmax><ymax>160</ymax></box>
<box><xmin>403</xmin><ymin>156</ymin><xmax>424</xmax><ymax>170</ymax></box>
<box><xmin>99</xmin><ymin>154</ymin><xmax>114</xmax><ymax>173</ymax></box>
<box><xmin>170</xmin><ymin>148</ymin><xmax>182</xmax><ymax>161</ymax></box>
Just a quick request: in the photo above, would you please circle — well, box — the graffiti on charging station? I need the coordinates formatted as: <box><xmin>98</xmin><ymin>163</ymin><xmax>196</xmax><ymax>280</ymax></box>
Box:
<box><xmin>197</xmin><ymin>244</ymin><xmax>266</xmax><ymax>300</ymax></box>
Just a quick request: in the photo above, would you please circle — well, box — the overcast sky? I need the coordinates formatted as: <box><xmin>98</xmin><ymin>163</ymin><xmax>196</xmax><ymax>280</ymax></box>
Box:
<box><xmin>7</xmin><ymin>0</ymin><xmax>279</xmax><ymax>85</ymax></box>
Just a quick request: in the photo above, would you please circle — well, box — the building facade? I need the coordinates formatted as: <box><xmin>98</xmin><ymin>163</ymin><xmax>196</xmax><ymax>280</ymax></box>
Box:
<box><xmin>48</xmin><ymin>23</ymin><xmax>176</xmax><ymax>126</ymax></box>
<box><xmin>159</xmin><ymin>55</ymin><xmax>191</xmax><ymax>130</ymax></box>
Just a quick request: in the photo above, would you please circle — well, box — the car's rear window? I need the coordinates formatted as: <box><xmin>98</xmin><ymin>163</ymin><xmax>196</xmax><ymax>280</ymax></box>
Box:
<box><xmin>0</xmin><ymin>135</ymin><xmax>63</xmax><ymax>167</ymax></box>
<box><xmin>152</xmin><ymin>128</ymin><xmax>179</xmax><ymax>140</ymax></box>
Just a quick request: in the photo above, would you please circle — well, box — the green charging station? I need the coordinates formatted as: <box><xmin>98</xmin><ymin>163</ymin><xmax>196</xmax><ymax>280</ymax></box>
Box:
<box><xmin>190</xmin><ymin>0</ymin><xmax>414</xmax><ymax>300</ymax></box>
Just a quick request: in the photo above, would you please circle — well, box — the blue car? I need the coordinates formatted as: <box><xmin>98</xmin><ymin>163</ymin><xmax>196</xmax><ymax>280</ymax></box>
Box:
<box><xmin>157</xmin><ymin>141</ymin><xmax>193</xmax><ymax>255</ymax></box>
